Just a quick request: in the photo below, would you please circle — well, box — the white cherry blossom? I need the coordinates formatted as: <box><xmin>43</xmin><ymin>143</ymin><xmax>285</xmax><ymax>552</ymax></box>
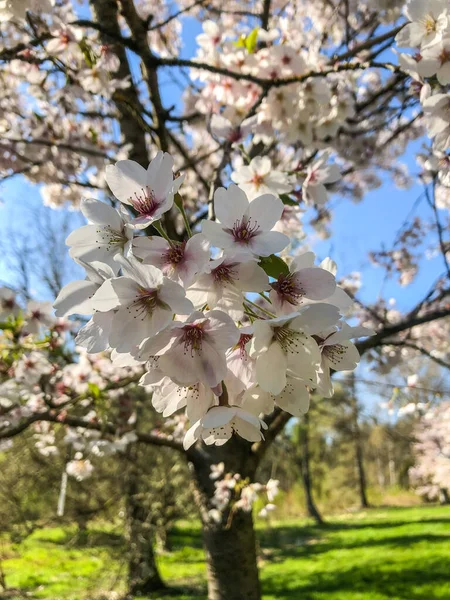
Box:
<box><xmin>91</xmin><ymin>255</ymin><xmax>193</xmax><ymax>353</ymax></box>
<box><xmin>248</xmin><ymin>304</ymin><xmax>341</xmax><ymax>395</ymax></box>
<box><xmin>105</xmin><ymin>153</ymin><xmax>184</xmax><ymax>230</ymax></box>
<box><xmin>187</xmin><ymin>254</ymin><xmax>269</xmax><ymax>320</ymax></box>
<box><xmin>133</xmin><ymin>233</ymin><xmax>210</xmax><ymax>287</ymax></box>
<box><xmin>231</xmin><ymin>156</ymin><xmax>293</xmax><ymax>200</ymax></box>
<box><xmin>302</xmin><ymin>151</ymin><xmax>340</xmax><ymax>206</ymax></box>
<box><xmin>270</xmin><ymin>252</ymin><xmax>336</xmax><ymax>315</ymax></box>
<box><xmin>66</xmin><ymin>198</ymin><xmax>133</xmax><ymax>269</ymax></box>
<box><xmin>138</xmin><ymin>310</ymin><xmax>239</xmax><ymax>389</ymax></box>
<box><xmin>316</xmin><ymin>323</ymin><xmax>374</xmax><ymax>397</ymax></box>
<box><xmin>201</xmin><ymin>185</ymin><xmax>289</xmax><ymax>258</ymax></box>
<box><xmin>395</xmin><ymin>0</ymin><xmax>449</xmax><ymax>50</ymax></box>
<box><xmin>183</xmin><ymin>406</ymin><xmax>267</xmax><ymax>450</ymax></box>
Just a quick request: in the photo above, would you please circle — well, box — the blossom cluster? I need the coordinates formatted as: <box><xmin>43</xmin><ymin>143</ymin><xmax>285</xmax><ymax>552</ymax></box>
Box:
<box><xmin>409</xmin><ymin>401</ymin><xmax>450</xmax><ymax>500</ymax></box>
<box><xmin>54</xmin><ymin>151</ymin><xmax>372</xmax><ymax>450</ymax></box>
<box><xmin>396</xmin><ymin>0</ymin><xmax>450</xmax><ymax>193</ymax></box>
<box><xmin>208</xmin><ymin>462</ymin><xmax>279</xmax><ymax>523</ymax></box>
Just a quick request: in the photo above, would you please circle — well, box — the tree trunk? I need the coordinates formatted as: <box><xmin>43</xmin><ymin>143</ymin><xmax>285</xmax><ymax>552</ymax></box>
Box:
<box><xmin>355</xmin><ymin>436</ymin><xmax>369</xmax><ymax>509</ymax></box>
<box><xmin>439</xmin><ymin>488</ymin><xmax>450</xmax><ymax>505</ymax></box>
<box><xmin>190</xmin><ymin>438</ymin><xmax>261</xmax><ymax>600</ymax></box>
<box><xmin>124</xmin><ymin>447</ymin><xmax>165</xmax><ymax>597</ymax></box>
<box><xmin>299</xmin><ymin>412</ymin><xmax>324</xmax><ymax>525</ymax></box>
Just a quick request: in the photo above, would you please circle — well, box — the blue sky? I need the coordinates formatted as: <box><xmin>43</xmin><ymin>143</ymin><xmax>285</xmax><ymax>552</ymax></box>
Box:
<box><xmin>0</xmin><ymin>10</ymin><xmax>447</xmax><ymax>412</ymax></box>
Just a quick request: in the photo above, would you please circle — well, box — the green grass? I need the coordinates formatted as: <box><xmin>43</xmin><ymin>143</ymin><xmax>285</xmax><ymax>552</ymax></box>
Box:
<box><xmin>1</xmin><ymin>505</ymin><xmax>450</xmax><ymax>599</ymax></box>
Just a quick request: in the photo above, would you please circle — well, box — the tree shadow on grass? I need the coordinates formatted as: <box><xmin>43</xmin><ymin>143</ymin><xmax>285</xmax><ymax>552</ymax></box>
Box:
<box><xmin>262</xmin><ymin>560</ymin><xmax>450</xmax><ymax>600</ymax></box>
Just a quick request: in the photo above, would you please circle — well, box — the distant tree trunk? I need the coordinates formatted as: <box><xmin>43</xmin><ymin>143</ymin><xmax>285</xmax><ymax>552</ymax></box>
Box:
<box><xmin>299</xmin><ymin>412</ymin><xmax>324</xmax><ymax>525</ymax></box>
<box><xmin>439</xmin><ymin>488</ymin><xmax>450</xmax><ymax>505</ymax></box>
<box><xmin>124</xmin><ymin>446</ymin><xmax>165</xmax><ymax>597</ymax></box>
<box><xmin>191</xmin><ymin>438</ymin><xmax>261</xmax><ymax>600</ymax></box>
<box><xmin>355</xmin><ymin>435</ymin><xmax>369</xmax><ymax>509</ymax></box>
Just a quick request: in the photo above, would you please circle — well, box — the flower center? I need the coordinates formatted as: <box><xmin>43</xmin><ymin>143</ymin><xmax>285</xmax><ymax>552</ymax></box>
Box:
<box><xmin>212</xmin><ymin>262</ymin><xmax>238</xmax><ymax>284</ymax></box>
<box><xmin>129</xmin><ymin>187</ymin><xmax>160</xmax><ymax>217</ymax></box>
<box><xmin>164</xmin><ymin>242</ymin><xmax>186</xmax><ymax>266</ymax></box>
<box><xmin>273</xmin><ymin>324</ymin><xmax>304</xmax><ymax>354</ymax></box>
<box><xmin>237</xmin><ymin>333</ymin><xmax>253</xmax><ymax>359</ymax></box>
<box><xmin>131</xmin><ymin>288</ymin><xmax>163</xmax><ymax>318</ymax></box>
<box><xmin>228</xmin><ymin>217</ymin><xmax>260</xmax><ymax>244</ymax></box>
<box><xmin>97</xmin><ymin>225</ymin><xmax>128</xmax><ymax>252</ymax></box>
<box><xmin>423</xmin><ymin>15</ymin><xmax>436</xmax><ymax>34</ymax></box>
<box><xmin>271</xmin><ymin>273</ymin><xmax>305</xmax><ymax>306</ymax></box>
<box><xmin>181</xmin><ymin>323</ymin><xmax>205</xmax><ymax>356</ymax></box>
<box><xmin>250</xmin><ymin>173</ymin><xmax>265</xmax><ymax>188</ymax></box>
<box><xmin>31</xmin><ymin>310</ymin><xmax>43</xmax><ymax>320</ymax></box>
<box><xmin>322</xmin><ymin>343</ymin><xmax>346</xmax><ymax>363</ymax></box>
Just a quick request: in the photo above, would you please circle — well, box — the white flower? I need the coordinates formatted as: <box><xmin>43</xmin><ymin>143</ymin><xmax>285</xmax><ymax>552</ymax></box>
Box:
<box><xmin>201</xmin><ymin>185</ymin><xmax>289</xmax><ymax>258</ymax></box>
<box><xmin>91</xmin><ymin>255</ymin><xmax>193</xmax><ymax>353</ymax></box>
<box><xmin>105</xmin><ymin>153</ymin><xmax>184</xmax><ymax>229</ymax></box>
<box><xmin>187</xmin><ymin>254</ymin><xmax>269</xmax><ymax>320</ymax></box>
<box><xmin>196</xmin><ymin>20</ymin><xmax>225</xmax><ymax>51</ymax></box>
<box><xmin>14</xmin><ymin>352</ymin><xmax>53</xmax><ymax>386</ymax></box>
<box><xmin>0</xmin><ymin>0</ymin><xmax>53</xmax><ymax>21</ymax></box>
<box><xmin>231</xmin><ymin>156</ymin><xmax>292</xmax><ymax>200</ymax></box>
<box><xmin>243</xmin><ymin>375</ymin><xmax>310</xmax><ymax>418</ymax></box>
<box><xmin>75</xmin><ymin>311</ymin><xmax>114</xmax><ymax>354</ymax></box>
<box><xmin>0</xmin><ymin>287</ymin><xmax>20</xmax><ymax>320</ymax></box>
<box><xmin>149</xmin><ymin>377</ymin><xmax>218</xmax><ymax>423</ymax></box>
<box><xmin>270</xmin><ymin>253</ymin><xmax>336</xmax><ymax>315</ymax></box>
<box><xmin>395</xmin><ymin>0</ymin><xmax>449</xmax><ymax>50</ymax></box>
<box><xmin>133</xmin><ymin>233</ymin><xmax>211</xmax><ymax>287</ymax></box>
<box><xmin>210</xmin><ymin>114</ymin><xmax>258</xmax><ymax>144</ymax></box>
<box><xmin>183</xmin><ymin>406</ymin><xmax>267</xmax><ymax>450</ymax></box>
<box><xmin>54</xmin><ymin>260</ymin><xmax>116</xmax><ymax>318</ymax></box>
<box><xmin>66</xmin><ymin>458</ymin><xmax>94</xmax><ymax>481</ymax></box>
<box><xmin>24</xmin><ymin>301</ymin><xmax>54</xmax><ymax>335</ymax></box>
<box><xmin>420</xmin><ymin>38</ymin><xmax>450</xmax><ymax>84</ymax></box>
<box><xmin>46</xmin><ymin>25</ymin><xmax>82</xmax><ymax>55</ymax></box>
<box><xmin>66</xmin><ymin>198</ymin><xmax>133</xmax><ymax>269</ymax></box>
<box><xmin>422</xmin><ymin>93</ymin><xmax>450</xmax><ymax>149</ymax></box>
<box><xmin>248</xmin><ymin>304</ymin><xmax>341</xmax><ymax>395</ymax></box>
<box><xmin>210</xmin><ymin>462</ymin><xmax>225</xmax><ymax>480</ymax></box>
<box><xmin>302</xmin><ymin>152</ymin><xmax>340</xmax><ymax>206</ymax></box>
<box><xmin>138</xmin><ymin>310</ymin><xmax>239</xmax><ymax>389</ymax></box>
<box><xmin>316</xmin><ymin>323</ymin><xmax>373</xmax><ymax>397</ymax></box>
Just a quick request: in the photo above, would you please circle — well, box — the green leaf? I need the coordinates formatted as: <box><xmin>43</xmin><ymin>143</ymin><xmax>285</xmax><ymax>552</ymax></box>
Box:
<box><xmin>78</xmin><ymin>39</ymin><xmax>97</xmax><ymax>68</ymax></box>
<box><xmin>245</xmin><ymin>28</ymin><xmax>259</xmax><ymax>54</ymax></box>
<box><xmin>279</xmin><ymin>194</ymin><xmax>298</xmax><ymax>206</ymax></box>
<box><xmin>87</xmin><ymin>382</ymin><xmax>101</xmax><ymax>400</ymax></box>
<box><xmin>258</xmin><ymin>254</ymin><xmax>289</xmax><ymax>279</ymax></box>
<box><xmin>233</xmin><ymin>28</ymin><xmax>259</xmax><ymax>54</ymax></box>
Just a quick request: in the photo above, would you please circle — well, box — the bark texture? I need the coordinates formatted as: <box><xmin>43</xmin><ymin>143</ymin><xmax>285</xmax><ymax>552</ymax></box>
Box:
<box><xmin>124</xmin><ymin>447</ymin><xmax>165</xmax><ymax>597</ymax></box>
<box><xmin>190</xmin><ymin>438</ymin><xmax>261</xmax><ymax>600</ymax></box>
<box><xmin>299</xmin><ymin>412</ymin><xmax>324</xmax><ymax>525</ymax></box>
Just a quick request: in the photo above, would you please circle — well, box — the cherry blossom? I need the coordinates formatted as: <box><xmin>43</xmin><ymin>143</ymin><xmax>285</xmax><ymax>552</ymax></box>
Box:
<box><xmin>231</xmin><ymin>157</ymin><xmax>293</xmax><ymax>200</ymax></box>
<box><xmin>187</xmin><ymin>254</ymin><xmax>269</xmax><ymax>320</ymax></box>
<box><xmin>133</xmin><ymin>233</ymin><xmax>210</xmax><ymax>287</ymax></box>
<box><xmin>183</xmin><ymin>406</ymin><xmax>267</xmax><ymax>450</ymax></box>
<box><xmin>302</xmin><ymin>151</ymin><xmax>341</xmax><ymax>207</ymax></box>
<box><xmin>66</xmin><ymin>198</ymin><xmax>133</xmax><ymax>269</ymax></box>
<box><xmin>91</xmin><ymin>256</ymin><xmax>193</xmax><ymax>353</ymax></box>
<box><xmin>138</xmin><ymin>310</ymin><xmax>239</xmax><ymax>389</ymax></box>
<box><xmin>395</xmin><ymin>0</ymin><xmax>449</xmax><ymax>50</ymax></box>
<box><xmin>270</xmin><ymin>253</ymin><xmax>337</xmax><ymax>316</ymax></box>
<box><xmin>201</xmin><ymin>185</ymin><xmax>289</xmax><ymax>258</ymax></box>
<box><xmin>248</xmin><ymin>304</ymin><xmax>341</xmax><ymax>395</ymax></box>
<box><xmin>105</xmin><ymin>153</ymin><xmax>184</xmax><ymax>230</ymax></box>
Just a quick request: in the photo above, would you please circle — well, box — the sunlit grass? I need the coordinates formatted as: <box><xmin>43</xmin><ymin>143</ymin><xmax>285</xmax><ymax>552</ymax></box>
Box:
<box><xmin>2</xmin><ymin>505</ymin><xmax>450</xmax><ymax>599</ymax></box>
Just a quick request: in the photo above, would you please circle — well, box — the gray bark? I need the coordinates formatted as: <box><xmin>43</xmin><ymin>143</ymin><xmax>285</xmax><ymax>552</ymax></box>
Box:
<box><xmin>190</xmin><ymin>438</ymin><xmax>261</xmax><ymax>600</ymax></box>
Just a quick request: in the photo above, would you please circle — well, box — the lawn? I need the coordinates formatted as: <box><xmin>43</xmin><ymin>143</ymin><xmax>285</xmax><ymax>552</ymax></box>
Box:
<box><xmin>1</xmin><ymin>505</ymin><xmax>449</xmax><ymax>600</ymax></box>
